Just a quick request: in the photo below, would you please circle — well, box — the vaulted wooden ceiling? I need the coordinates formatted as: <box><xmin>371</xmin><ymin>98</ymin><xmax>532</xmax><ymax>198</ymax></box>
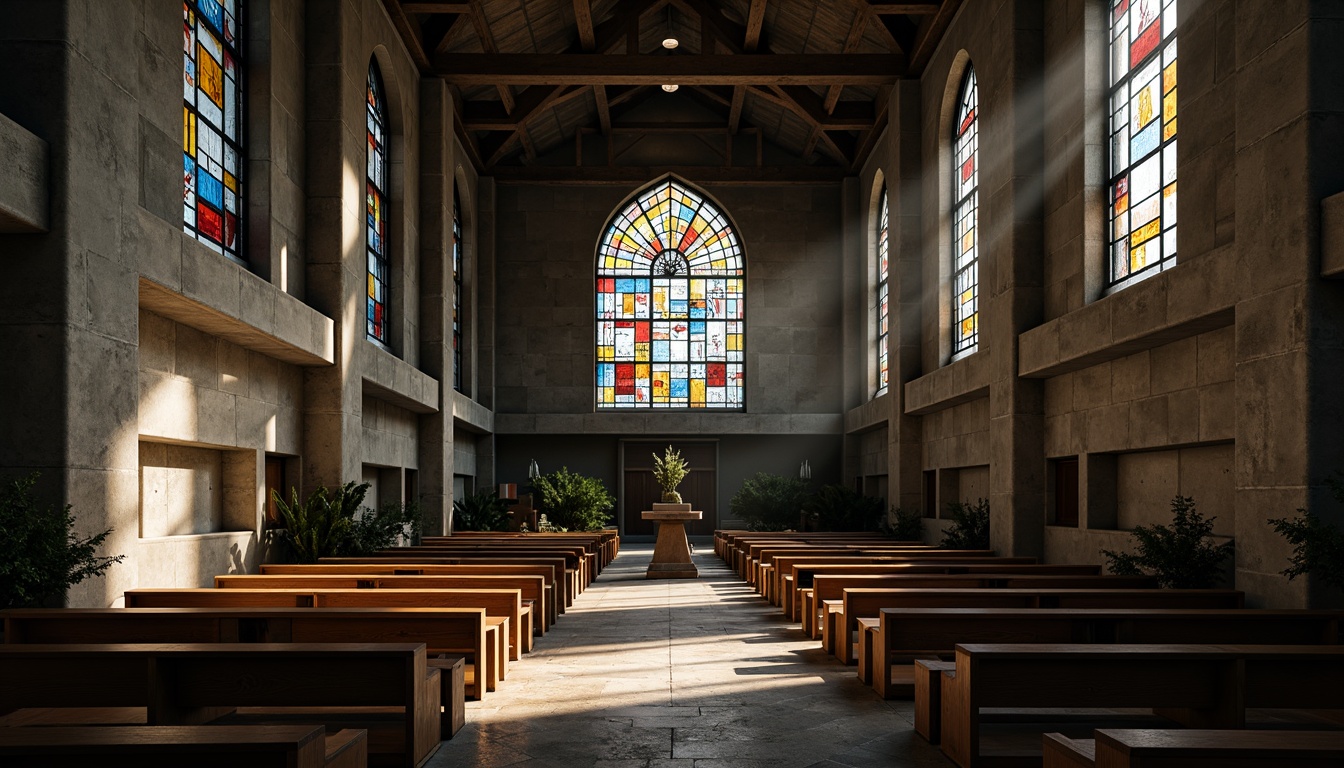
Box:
<box><xmin>380</xmin><ymin>0</ymin><xmax>962</xmax><ymax>180</ymax></box>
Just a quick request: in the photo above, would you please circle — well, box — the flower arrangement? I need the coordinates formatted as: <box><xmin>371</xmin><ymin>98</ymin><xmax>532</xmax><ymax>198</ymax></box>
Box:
<box><xmin>652</xmin><ymin>445</ymin><xmax>690</xmax><ymax>504</ymax></box>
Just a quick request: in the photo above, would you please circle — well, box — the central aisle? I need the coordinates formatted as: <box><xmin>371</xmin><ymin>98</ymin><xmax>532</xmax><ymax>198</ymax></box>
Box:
<box><xmin>428</xmin><ymin>543</ymin><xmax>949</xmax><ymax>767</ymax></box>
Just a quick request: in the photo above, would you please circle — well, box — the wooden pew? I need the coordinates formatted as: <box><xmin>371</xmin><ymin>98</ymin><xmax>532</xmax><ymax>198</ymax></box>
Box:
<box><xmin>259</xmin><ymin>564</ymin><xmax>553</xmax><ymax>637</ymax></box>
<box><xmin>776</xmin><ymin>556</ymin><xmax>1046</xmax><ymax>613</ymax></box>
<box><xmin>1043</xmin><ymin>729</ymin><xmax>1344</xmax><ymax>768</ymax></box>
<box><xmin>0</xmin><ymin>642</ymin><xmax>442</xmax><ymax>768</ymax></box>
<box><xmin>0</xmin><ymin>725</ymin><xmax>368</xmax><ymax>768</ymax></box>
<box><xmin>821</xmin><ymin>577</ymin><xmax>1162</xmax><ymax>659</ymax></box>
<box><xmin>870</xmin><ymin>607</ymin><xmax>1344</xmax><ymax>699</ymax></box>
<box><xmin>214</xmin><ymin>574</ymin><xmax>537</xmax><ymax>656</ymax></box>
<box><xmin>789</xmin><ymin>562</ymin><xmax>1079</xmax><ymax>628</ymax></box>
<box><xmin>425</xmin><ymin>532</ymin><xmax>617</xmax><ymax>571</ymax></box>
<box><xmin>938</xmin><ymin>643</ymin><xmax>1344</xmax><ymax>768</ymax></box>
<box><xmin>124</xmin><ymin>589</ymin><xmax>500</xmax><ymax>699</ymax></box>
<box><xmin>329</xmin><ymin>555</ymin><xmax>576</xmax><ymax>609</ymax></box>
<box><xmin>750</xmin><ymin>545</ymin><xmax>939</xmax><ymax>589</ymax></box>
<box><xmin>384</xmin><ymin>545</ymin><xmax>591</xmax><ymax>590</ymax></box>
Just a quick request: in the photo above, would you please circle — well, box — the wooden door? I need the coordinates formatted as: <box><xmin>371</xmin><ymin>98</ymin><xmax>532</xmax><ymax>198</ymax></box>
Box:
<box><xmin>622</xmin><ymin>441</ymin><xmax>717</xmax><ymax>536</ymax></box>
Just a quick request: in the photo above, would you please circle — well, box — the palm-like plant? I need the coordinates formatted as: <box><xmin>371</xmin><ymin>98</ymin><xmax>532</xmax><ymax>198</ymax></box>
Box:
<box><xmin>652</xmin><ymin>445</ymin><xmax>690</xmax><ymax>503</ymax></box>
<box><xmin>272</xmin><ymin>481</ymin><xmax>369</xmax><ymax>563</ymax></box>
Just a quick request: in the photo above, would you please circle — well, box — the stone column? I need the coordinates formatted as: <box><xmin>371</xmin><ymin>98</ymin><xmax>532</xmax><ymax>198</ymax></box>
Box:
<box><xmin>986</xmin><ymin>0</ymin><xmax>1046</xmax><ymax>559</ymax></box>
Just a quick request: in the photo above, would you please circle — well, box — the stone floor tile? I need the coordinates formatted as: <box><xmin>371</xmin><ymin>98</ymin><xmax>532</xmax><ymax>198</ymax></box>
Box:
<box><xmin>422</xmin><ymin>543</ymin><xmax>949</xmax><ymax>768</ymax></box>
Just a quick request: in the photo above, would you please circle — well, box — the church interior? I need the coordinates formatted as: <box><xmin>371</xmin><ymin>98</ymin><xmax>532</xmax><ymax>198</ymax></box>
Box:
<box><xmin>1</xmin><ymin>0</ymin><xmax>1343</xmax><ymax>765</ymax></box>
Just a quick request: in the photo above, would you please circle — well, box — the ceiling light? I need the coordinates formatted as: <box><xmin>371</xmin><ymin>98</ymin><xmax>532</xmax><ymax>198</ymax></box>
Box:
<box><xmin>662</xmin><ymin>6</ymin><xmax>678</xmax><ymax>49</ymax></box>
<box><xmin>662</xmin><ymin>36</ymin><xmax>679</xmax><ymax>49</ymax></box>
<box><xmin>661</xmin><ymin>84</ymin><xmax>679</xmax><ymax>93</ymax></box>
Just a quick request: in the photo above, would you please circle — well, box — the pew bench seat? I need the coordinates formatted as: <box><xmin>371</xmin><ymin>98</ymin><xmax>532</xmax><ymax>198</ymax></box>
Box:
<box><xmin>0</xmin><ymin>725</ymin><xmax>367</xmax><ymax>768</ymax></box>
<box><xmin>1043</xmin><ymin>729</ymin><xmax>1344</xmax><ymax>768</ymax></box>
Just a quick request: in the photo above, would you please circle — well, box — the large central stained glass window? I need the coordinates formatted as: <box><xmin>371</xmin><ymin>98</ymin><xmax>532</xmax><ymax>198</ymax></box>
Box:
<box><xmin>596</xmin><ymin>178</ymin><xmax>744</xmax><ymax>409</ymax></box>
<box><xmin>183</xmin><ymin>0</ymin><xmax>243</xmax><ymax>261</ymax></box>
<box><xmin>1108</xmin><ymin>0</ymin><xmax>1177</xmax><ymax>288</ymax></box>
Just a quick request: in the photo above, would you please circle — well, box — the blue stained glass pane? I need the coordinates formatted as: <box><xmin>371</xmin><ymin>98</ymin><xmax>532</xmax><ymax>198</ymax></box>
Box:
<box><xmin>616</xmin><ymin>278</ymin><xmax>635</xmax><ymax>293</ymax></box>
<box><xmin>652</xmin><ymin>340</ymin><xmax>670</xmax><ymax>359</ymax></box>
<box><xmin>197</xmin><ymin>167</ymin><xmax>223</xmax><ymax>208</ymax></box>
<box><xmin>670</xmin><ymin>379</ymin><xmax>689</xmax><ymax>398</ymax></box>
<box><xmin>635</xmin><ymin>278</ymin><xmax>650</xmax><ymax>293</ymax></box>
<box><xmin>1130</xmin><ymin>120</ymin><xmax>1160</xmax><ymax>160</ymax></box>
<box><xmin>690</xmin><ymin>321</ymin><xmax>705</xmax><ymax>335</ymax></box>
<box><xmin>670</xmin><ymin>300</ymin><xmax>687</xmax><ymax>314</ymax></box>
<box><xmin>198</xmin><ymin>0</ymin><xmax>224</xmax><ymax>30</ymax></box>
<box><xmin>367</xmin><ymin>299</ymin><xmax>375</xmax><ymax>321</ymax></box>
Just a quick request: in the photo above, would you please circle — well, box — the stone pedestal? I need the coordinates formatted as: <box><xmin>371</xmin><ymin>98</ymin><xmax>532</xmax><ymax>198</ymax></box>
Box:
<box><xmin>642</xmin><ymin>503</ymin><xmax>701</xmax><ymax>579</ymax></box>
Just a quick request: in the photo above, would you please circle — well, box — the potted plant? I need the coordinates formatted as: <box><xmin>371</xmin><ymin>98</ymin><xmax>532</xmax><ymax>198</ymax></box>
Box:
<box><xmin>652</xmin><ymin>445</ymin><xmax>690</xmax><ymax>505</ymax></box>
<box><xmin>1102</xmin><ymin>495</ymin><xmax>1233</xmax><ymax>588</ymax></box>
<box><xmin>1267</xmin><ymin>476</ymin><xmax>1344</xmax><ymax>596</ymax></box>
<box><xmin>0</xmin><ymin>472</ymin><xmax>125</xmax><ymax>609</ymax></box>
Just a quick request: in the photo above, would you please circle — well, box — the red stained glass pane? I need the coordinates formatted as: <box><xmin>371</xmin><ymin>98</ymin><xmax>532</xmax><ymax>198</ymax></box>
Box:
<box><xmin>615</xmin><ymin>363</ymin><xmax>635</xmax><ymax>395</ymax></box>
<box><xmin>1130</xmin><ymin>18</ymin><xmax>1160</xmax><ymax>67</ymax></box>
<box><xmin>198</xmin><ymin>205</ymin><xmax>222</xmax><ymax>240</ymax></box>
<box><xmin>958</xmin><ymin>107</ymin><xmax>976</xmax><ymax>137</ymax></box>
<box><xmin>961</xmin><ymin>156</ymin><xmax>975</xmax><ymax>182</ymax></box>
<box><xmin>707</xmin><ymin>363</ymin><xmax>726</xmax><ymax>387</ymax></box>
<box><xmin>224</xmin><ymin>211</ymin><xmax>237</xmax><ymax>247</ymax></box>
<box><xmin>636</xmin><ymin>323</ymin><xmax>650</xmax><ymax>342</ymax></box>
<box><xmin>1114</xmin><ymin>0</ymin><xmax>1129</xmax><ymax>22</ymax></box>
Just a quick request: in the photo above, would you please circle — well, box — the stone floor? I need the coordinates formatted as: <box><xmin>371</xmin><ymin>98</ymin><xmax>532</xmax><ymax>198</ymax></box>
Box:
<box><xmin>427</xmin><ymin>542</ymin><xmax>951</xmax><ymax>768</ymax></box>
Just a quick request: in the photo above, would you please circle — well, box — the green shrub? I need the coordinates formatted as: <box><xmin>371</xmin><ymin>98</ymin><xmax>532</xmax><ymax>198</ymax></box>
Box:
<box><xmin>884</xmin><ymin>505</ymin><xmax>925</xmax><ymax>542</ymax></box>
<box><xmin>0</xmin><ymin>473</ymin><xmax>125</xmax><ymax>609</ymax></box>
<box><xmin>652</xmin><ymin>445</ymin><xmax>690</xmax><ymax>503</ymax></box>
<box><xmin>453</xmin><ymin>488</ymin><xmax>512</xmax><ymax>532</ymax></box>
<box><xmin>346</xmin><ymin>499</ymin><xmax>421</xmax><ymax>555</ymax></box>
<box><xmin>731</xmin><ymin>472</ymin><xmax>809</xmax><ymax>532</ymax></box>
<box><xmin>1268</xmin><ymin>477</ymin><xmax>1344</xmax><ymax>593</ymax></box>
<box><xmin>532</xmin><ymin>467</ymin><xmax>614</xmax><ymax>532</ymax></box>
<box><xmin>804</xmin><ymin>484</ymin><xmax>885</xmax><ymax>531</ymax></box>
<box><xmin>272</xmin><ymin>481</ymin><xmax>368</xmax><ymax>563</ymax></box>
<box><xmin>940</xmin><ymin>498</ymin><xmax>990</xmax><ymax>549</ymax></box>
<box><xmin>1103</xmin><ymin>495</ymin><xmax>1233</xmax><ymax>588</ymax></box>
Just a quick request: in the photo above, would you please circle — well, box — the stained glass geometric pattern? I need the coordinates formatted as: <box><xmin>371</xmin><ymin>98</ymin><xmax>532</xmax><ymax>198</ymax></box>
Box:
<box><xmin>596</xmin><ymin>179</ymin><xmax>744</xmax><ymax>409</ymax></box>
<box><xmin>952</xmin><ymin>66</ymin><xmax>979</xmax><ymax>356</ymax></box>
<box><xmin>1108</xmin><ymin>0</ymin><xmax>1177</xmax><ymax>287</ymax></box>
<box><xmin>453</xmin><ymin>190</ymin><xmax>463</xmax><ymax>392</ymax></box>
<box><xmin>876</xmin><ymin>186</ymin><xmax>890</xmax><ymax>396</ymax></box>
<box><xmin>366</xmin><ymin>61</ymin><xmax>390</xmax><ymax>343</ymax></box>
<box><xmin>183</xmin><ymin>0</ymin><xmax>243</xmax><ymax>260</ymax></box>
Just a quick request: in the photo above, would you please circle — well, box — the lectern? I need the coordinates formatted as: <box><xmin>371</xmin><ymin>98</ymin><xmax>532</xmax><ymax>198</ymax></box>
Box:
<box><xmin>641</xmin><ymin>503</ymin><xmax>701</xmax><ymax>579</ymax></box>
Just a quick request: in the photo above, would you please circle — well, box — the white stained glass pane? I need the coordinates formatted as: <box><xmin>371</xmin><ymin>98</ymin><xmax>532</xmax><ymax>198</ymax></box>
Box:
<box><xmin>1163</xmin><ymin>140</ymin><xmax>1177</xmax><ymax>185</ymax></box>
<box><xmin>1163</xmin><ymin>183</ymin><xmax>1178</xmax><ymax>225</ymax></box>
<box><xmin>613</xmin><ymin>326</ymin><xmax>634</xmax><ymax>358</ymax></box>
<box><xmin>1163</xmin><ymin>1</ymin><xmax>1178</xmax><ymax>39</ymax></box>
<box><xmin>1129</xmin><ymin>152</ymin><xmax>1161</xmax><ymax>203</ymax></box>
<box><xmin>1130</xmin><ymin>192</ymin><xmax>1160</xmax><ymax>230</ymax></box>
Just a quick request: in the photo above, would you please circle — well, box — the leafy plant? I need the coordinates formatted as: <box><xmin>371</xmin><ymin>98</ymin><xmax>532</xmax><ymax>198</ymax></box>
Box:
<box><xmin>0</xmin><ymin>473</ymin><xmax>125</xmax><ymax>609</ymax></box>
<box><xmin>271</xmin><ymin>481</ymin><xmax>369</xmax><ymax>563</ymax></box>
<box><xmin>883</xmin><ymin>505</ymin><xmax>925</xmax><ymax>542</ymax></box>
<box><xmin>804</xmin><ymin>484</ymin><xmax>884</xmax><ymax>531</ymax></box>
<box><xmin>346</xmin><ymin>499</ymin><xmax>421</xmax><ymax>555</ymax></box>
<box><xmin>731</xmin><ymin>472</ymin><xmax>809</xmax><ymax>532</ymax></box>
<box><xmin>652</xmin><ymin>445</ymin><xmax>690</xmax><ymax>503</ymax></box>
<box><xmin>940</xmin><ymin>498</ymin><xmax>991</xmax><ymax>549</ymax></box>
<box><xmin>1267</xmin><ymin>477</ymin><xmax>1344</xmax><ymax>593</ymax></box>
<box><xmin>532</xmin><ymin>467</ymin><xmax>614</xmax><ymax>532</ymax></box>
<box><xmin>453</xmin><ymin>488</ymin><xmax>512</xmax><ymax>532</ymax></box>
<box><xmin>1103</xmin><ymin>495</ymin><xmax>1234</xmax><ymax>588</ymax></box>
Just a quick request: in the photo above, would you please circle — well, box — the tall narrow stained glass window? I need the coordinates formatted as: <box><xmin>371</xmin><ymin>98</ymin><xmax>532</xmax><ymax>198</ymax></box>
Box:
<box><xmin>183</xmin><ymin>0</ymin><xmax>243</xmax><ymax>260</ymax></box>
<box><xmin>366</xmin><ymin>61</ymin><xmax>390</xmax><ymax>344</ymax></box>
<box><xmin>951</xmin><ymin>66</ymin><xmax>979</xmax><ymax>356</ymax></box>
<box><xmin>1108</xmin><ymin>0</ymin><xmax>1177</xmax><ymax>287</ymax></box>
<box><xmin>876</xmin><ymin>186</ymin><xmax>890</xmax><ymax>396</ymax></box>
<box><xmin>596</xmin><ymin>179</ymin><xmax>744</xmax><ymax>409</ymax></box>
<box><xmin>452</xmin><ymin>190</ymin><xmax>463</xmax><ymax>392</ymax></box>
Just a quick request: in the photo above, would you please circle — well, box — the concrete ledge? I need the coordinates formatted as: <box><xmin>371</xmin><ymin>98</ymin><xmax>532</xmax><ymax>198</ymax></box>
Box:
<box><xmin>903</xmin><ymin>352</ymin><xmax>990</xmax><ymax>416</ymax></box>
<box><xmin>139</xmin><ymin>276</ymin><xmax>335</xmax><ymax>367</ymax></box>
<box><xmin>452</xmin><ymin>390</ymin><xmax>495</xmax><ymax>433</ymax></box>
<box><xmin>361</xmin><ymin>342</ymin><xmax>440</xmax><ymax>414</ymax></box>
<box><xmin>494</xmin><ymin>412</ymin><xmax>843</xmax><ymax>435</ymax></box>
<box><xmin>1323</xmin><ymin>190</ymin><xmax>1344</xmax><ymax>278</ymax></box>
<box><xmin>0</xmin><ymin>111</ymin><xmax>48</xmax><ymax>232</ymax></box>
<box><xmin>1019</xmin><ymin>248</ymin><xmax>1236</xmax><ymax>379</ymax></box>
<box><xmin>844</xmin><ymin>392</ymin><xmax>891</xmax><ymax>433</ymax></box>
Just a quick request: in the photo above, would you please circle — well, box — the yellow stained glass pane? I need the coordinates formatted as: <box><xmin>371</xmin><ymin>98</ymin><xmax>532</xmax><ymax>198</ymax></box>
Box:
<box><xmin>1163</xmin><ymin>60</ymin><xmax>1177</xmax><ymax>94</ymax></box>
<box><xmin>960</xmin><ymin>288</ymin><xmax>973</xmax><ymax>305</ymax></box>
<box><xmin>599</xmin><ymin>387</ymin><xmax>613</xmax><ymax>403</ymax></box>
<box><xmin>636</xmin><ymin>364</ymin><xmax>649</xmax><ymax>379</ymax></box>
<box><xmin>635</xmin><ymin>343</ymin><xmax>649</xmax><ymax>361</ymax></box>
<box><xmin>652</xmin><ymin>371</ymin><xmax>669</xmax><ymax>400</ymax></box>
<box><xmin>1163</xmin><ymin>116</ymin><xmax>1177</xmax><ymax>141</ymax></box>
<box><xmin>728</xmin><ymin>334</ymin><xmax>740</xmax><ymax>351</ymax></box>
<box><xmin>1137</xmin><ymin>84</ymin><xmax>1154</xmax><ymax>127</ymax></box>
<box><xmin>691</xmin><ymin>379</ymin><xmax>706</xmax><ymax>404</ymax></box>
<box><xmin>960</xmin><ymin>314</ymin><xmax>976</xmax><ymax>338</ymax></box>
<box><xmin>224</xmin><ymin>171</ymin><xmax>236</xmax><ymax>192</ymax></box>
<box><xmin>1163</xmin><ymin>89</ymin><xmax>1177</xmax><ymax>125</ymax></box>
<box><xmin>1116</xmin><ymin>193</ymin><xmax>1129</xmax><ymax>215</ymax></box>
<box><xmin>368</xmin><ymin>274</ymin><xmax>376</xmax><ymax>298</ymax></box>
<box><xmin>1132</xmin><ymin>218</ymin><xmax>1161</xmax><ymax>246</ymax></box>
<box><xmin>198</xmin><ymin>42</ymin><xmax>223</xmax><ymax>107</ymax></box>
<box><xmin>961</xmin><ymin>227</ymin><xmax>975</xmax><ymax>254</ymax></box>
<box><xmin>183</xmin><ymin>108</ymin><xmax>195</xmax><ymax>154</ymax></box>
<box><xmin>598</xmin><ymin>346</ymin><xmax>612</xmax><ymax>361</ymax></box>
<box><xmin>622</xmin><ymin>294</ymin><xmax>634</xmax><ymax>315</ymax></box>
<box><xmin>1131</xmin><ymin>242</ymin><xmax>1149</xmax><ymax>271</ymax></box>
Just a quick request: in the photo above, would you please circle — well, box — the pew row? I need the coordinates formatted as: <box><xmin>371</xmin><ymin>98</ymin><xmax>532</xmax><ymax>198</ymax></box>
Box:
<box><xmin>0</xmin><ymin>725</ymin><xmax>368</xmax><ymax>768</ymax></box>
<box><xmin>1042</xmin><ymin>728</ymin><xmax>1344</xmax><ymax>768</ymax></box>
<box><xmin>0</xmin><ymin>643</ymin><xmax>441</xmax><ymax>768</ymax></box>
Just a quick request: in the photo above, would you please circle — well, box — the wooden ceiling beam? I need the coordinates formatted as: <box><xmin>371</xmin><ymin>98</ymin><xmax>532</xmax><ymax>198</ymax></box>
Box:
<box><xmin>824</xmin><ymin>8</ymin><xmax>870</xmax><ymax>114</ymax></box>
<box><xmin>744</xmin><ymin>0</ymin><xmax>767</xmax><ymax>52</ymax></box>
<box><xmin>402</xmin><ymin>2</ymin><xmax>471</xmax><ymax>12</ymax></box>
<box><xmin>462</xmin><ymin>84</ymin><xmax>572</xmax><ymax>130</ymax></box>
<box><xmin>728</xmin><ymin>86</ymin><xmax>745</xmax><ymax>133</ymax></box>
<box><xmin>467</xmin><ymin>0</ymin><xmax>515</xmax><ymax>113</ymax></box>
<box><xmin>381</xmin><ymin>0</ymin><xmax>431</xmax><ymax>70</ymax></box>
<box><xmin>907</xmin><ymin>0</ymin><xmax>963</xmax><ymax>75</ymax></box>
<box><xmin>573</xmin><ymin>0</ymin><xmax>596</xmax><ymax>50</ymax></box>
<box><xmin>431</xmin><ymin>53</ymin><xmax>903</xmax><ymax>86</ymax></box>
<box><xmin>866</xmin><ymin>2</ymin><xmax>940</xmax><ymax>13</ymax></box>
<box><xmin>594</xmin><ymin>85</ymin><xmax>611</xmax><ymax>134</ymax></box>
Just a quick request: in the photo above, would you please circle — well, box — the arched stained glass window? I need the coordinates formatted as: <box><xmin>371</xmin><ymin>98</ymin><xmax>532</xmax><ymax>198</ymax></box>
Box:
<box><xmin>183</xmin><ymin>0</ymin><xmax>244</xmax><ymax>260</ymax></box>
<box><xmin>596</xmin><ymin>178</ymin><xmax>744</xmax><ymax>409</ymax></box>
<box><xmin>876</xmin><ymin>186</ymin><xmax>890</xmax><ymax>396</ymax></box>
<box><xmin>453</xmin><ymin>189</ymin><xmax>463</xmax><ymax>392</ymax></box>
<box><xmin>1108</xmin><ymin>0</ymin><xmax>1177</xmax><ymax>288</ymax></box>
<box><xmin>366</xmin><ymin>60</ymin><xmax>390</xmax><ymax>344</ymax></box>
<box><xmin>952</xmin><ymin>66</ymin><xmax>979</xmax><ymax>356</ymax></box>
